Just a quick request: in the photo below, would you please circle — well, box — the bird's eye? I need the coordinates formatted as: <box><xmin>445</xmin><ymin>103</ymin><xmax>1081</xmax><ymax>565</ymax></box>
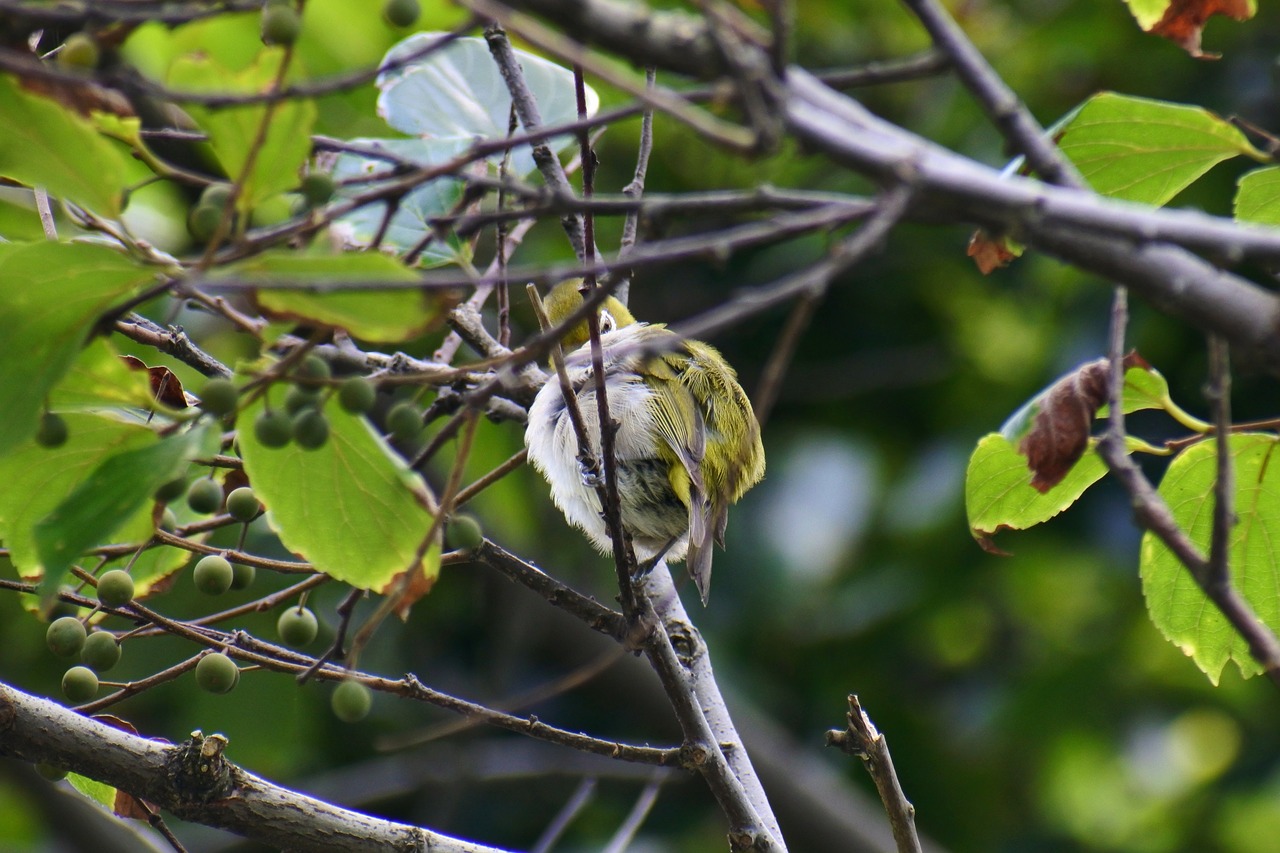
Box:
<box><xmin>599</xmin><ymin>310</ymin><xmax>616</xmax><ymax>334</ymax></box>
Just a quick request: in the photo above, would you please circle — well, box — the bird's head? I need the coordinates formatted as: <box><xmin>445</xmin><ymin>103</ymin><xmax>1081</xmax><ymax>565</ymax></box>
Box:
<box><xmin>542</xmin><ymin>279</ymin><xmax>636</xmax><ymax>350</ymax></box>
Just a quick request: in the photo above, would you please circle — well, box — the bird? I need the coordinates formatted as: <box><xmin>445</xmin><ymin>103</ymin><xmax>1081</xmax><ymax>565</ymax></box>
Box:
<box><xmin>524</xmin><ymin>280</ymin><xmax>765</xmax><ymax>604</ymax></box>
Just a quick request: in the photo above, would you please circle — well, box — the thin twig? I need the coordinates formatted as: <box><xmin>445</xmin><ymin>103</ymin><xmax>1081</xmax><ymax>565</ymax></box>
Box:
<box><xmin>1208</xmin><ymin>336</ymin><xmax>1234</xmax><ymax>583</ymax></box>
<box><xmin>825</xmin><ymin>694</ymin><xmax>921</xmax><ymax>853</ymax></box>
<box><xmin>615</xmin><ymin>67</ymin><xmax>657</xmax><ymax>305</ymax></box>
<box><xmin>602</xmin><ymin>771</ymin><xmax>666</xmax><ymax>853</ymax></box>
<box><xmin>485</xmin><ymin>22</ymin><xmax>588</xmax><ymax>260</ymax></box>
<box><xmin>752</xmin><ymin>290</ymin><xmax>819</xmax><ymax>429</ymax></box>
<box><xmin>34</xmin><ymin>188</ymin><xmax>56</xmax><ymax>239</ymax></box>
<box><xmin>817</xmin><ymin>50</ymin><xmax>950</xmax><ymax>88</ymax></box>
<box><xmin>531</xmin><ymin>778</ymin><xmax>598</xmax><ymax>853</ymax></box>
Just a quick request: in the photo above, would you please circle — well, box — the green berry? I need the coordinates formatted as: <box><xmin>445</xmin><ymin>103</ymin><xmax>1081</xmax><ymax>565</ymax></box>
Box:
<box><xmin>284</xmin><ymin>384</ymin><xmax>320</xmax><ymax>415</ymax></box>
<box><xmin>188</xmin><ymin>203</ymin><xmax>223</xmax><ymax>242</ymax></box>
<box><xmin>447</xmin><ymin>514</ymin><xmax>484</xmax><ymax>552</ymax></box>
<box><xmin>248</xmin><ymin>193</ymin><xmax>293</xmax><ymax>228</ymax></box>
<box><xmin>226</xmin><ymin>487</ymin><xmax>260</xmax><ymax>523</ymax></box>
<box><xmin>159</xmin><ymin>508</ymin><xmax>179</xmax><ymax>533</ymax></box>
<box><xmin>338</xmin><ymin>377</ymin><xmax>377</xmax><ymax>414</ymax></box>
<box><xmin>62</xmin><ymin>666</ymin><xmax>98</xmax><ymax>703</ymax></box>
<box><xmin>331</xmin><ymin>679</ymin><xmax>372</xmax><ymax>722</ymax></box>
<box><xmin>254</xmin><ymin>408</ymin><xmax>293</xmax><ymax>448</ymax></box>
<box><xmin>96</xmin><ymin>570</ymin><xmax>134</xmax><ymax>608</ymax></box>
<box><xmin>193</xmin><ymin>555</ymin><xmax>234</xmax><ymax>595</ymax></box>
<box><xmin>195</xmin><ymin>652</ymin><xmax>239</xmax><ymax>694</ymax></box>
<box><xmin>198</xmin><ymin>378</ymin><xmax>239</xmax><ymax>417</ymax></box>
<box><xmin>58</xmin><ymin>33</ymin><xmax>99</xmax><ymax>69</ymax></box>
<box><xmin>299</xmin><ymin>173</ymin><xmax>336</xmax><ymax>207</ymax></box>
<box><xmin>187</xmin><ymin>477</ymin><xmax>223</xmax><ymax>514</ymax></box>
<box><xmin>383</xmin><ymin>0</ymin><xmax>420</xmax><ymax>27</ymax></box>
<box><xmin>261</xmin><ymin>3</ymin><xmax>302</xmax><ymax>45</ymax></box>
<box><xmin>80</xmin><ymin>631</ymin><xmax>121</xmax><ymax>673</ymax></box>
<box><xmin>36</xmin><ymin>412</ymin><xmax>68</xmax><ymax>448</ymax></box>
<box><xmin>277</xmin><ymin>606</ymin><xmax>318</xmax><ymax>647</ymax></box>
<box><xmin>295</xmin><ymin>354</ymin><xmax>332</xmax><ymax>384</ymax></box>
<box><xmin>292</xmin><ymin>409</ymin><xmax>329</xmax><ymax>450</ymax></box>
<box><xmin>199</xmin><ymin>183</ymin><xmax>233</xmax><ymax>210</ymax></box>
<box><xmin>230</xmin><ymin>562</ymin><xmax>256</xmax><ymax>591</ymax></box>
<box><xmin>46</xmin><ymin>617</ymin><xmax>87</xmax><ymax>658</ymax></box>
<box><xmin>36</xmin><ymin>762</ymin><xmax>68</xmax><ymax>781</ymax></box>
<box><xmin>386</xmin><ymin>402</ymin><xmax>421</xmax><ymax>443</ymax></box>
<box><xmin>155</xmin><ymin>476</ymin><xmax>187</xmax><ymax>504</ymax></box>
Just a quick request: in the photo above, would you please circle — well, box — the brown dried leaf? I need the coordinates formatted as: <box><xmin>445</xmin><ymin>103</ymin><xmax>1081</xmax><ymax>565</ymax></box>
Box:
<box><xmin>1018</xmin><ymin>353</ymin><xmax>1145</xmax><ymax>492</ymax></box>
<box><xmin>1149</xmin><ymin>0</ymin><xmax>1253</xmax><ymax>58</ymax></box>
<box><xmin>967</xmin><ymin>230</ymin><xmax>1017</xmax><ymax>274</ymax></box>
<box><xmin>120</xmin><ymin>355</ymin><xmax>192</xmax><ymax>409</ymax></box>
<box><xmin>379</xmin><ymin>564</ymin><xmax>438</xmax><ymax>621</ymax></box>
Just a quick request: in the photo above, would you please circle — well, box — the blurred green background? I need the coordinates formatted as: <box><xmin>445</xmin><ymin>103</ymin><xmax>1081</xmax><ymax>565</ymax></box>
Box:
<box><xmin>4</xmin><ymin>0</ymin><xmax>1280</xmax><ymax>851</ymax></box>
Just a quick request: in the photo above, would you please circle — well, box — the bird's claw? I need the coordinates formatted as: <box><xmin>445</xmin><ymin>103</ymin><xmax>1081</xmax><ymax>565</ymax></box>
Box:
<box><xmin>578</xmin><ymin>456</ymin><xmax>604</xmax><ymax>488</ymax></box>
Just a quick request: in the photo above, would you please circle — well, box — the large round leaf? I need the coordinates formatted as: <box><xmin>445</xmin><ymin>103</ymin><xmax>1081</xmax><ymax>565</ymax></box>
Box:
<box><xmin>1141</xmin><ymin>433</ymin><xmax>1280</xmax><ymax>684</ymax></box>
<box><xmin>237</xmin><ymin>389</ymin><xmax>437</xmax><ymax>592</ymax></box>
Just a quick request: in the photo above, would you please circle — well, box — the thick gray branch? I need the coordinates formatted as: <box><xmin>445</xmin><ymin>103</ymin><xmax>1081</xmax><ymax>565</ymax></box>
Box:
<box><xmin>497</xmin><ymin>0</ymin><xmax>1280</xmax><ymax>369</ymax></box>
<box><xmin>0</xmin><ymin>681</ymin><xmax>510</xmax><ymax>853</ymax></box>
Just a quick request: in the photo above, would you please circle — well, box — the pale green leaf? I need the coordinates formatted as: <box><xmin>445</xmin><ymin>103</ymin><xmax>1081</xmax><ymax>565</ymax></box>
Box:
<box><xmin>67</xmin><ymin>773</ymin><xmax>116</xmax><ymax>811</ymax></box>
<box><xmin>377</xmin><ymin>33</ymin><xmax>598</xmax><ymax>177</ymax></box>
<box><xmin>51</xmin><ymin>338</ymin><xmax>155</xmax><ymax>414</ymax></box>
<box><xmin>329</xmin><ymin>137</ymin><xmax>470</xmax><ymax>267</ymax></box>
<box><xmin>1123</xmin><ymin>0</ymin><xmax>1170</xmax><ymax>30</ymax></box>
<box><xmin>168</xmin><ymin>51</ymin><xmax>316</xmax><ymax>210</ymax></box>
<box><xmin>0</xmin><ymin>414</ymin><xmax>155</xmax><ymax>579</ymax></box>
<box><xmin>35</xmin><ymin>424</ymin><xmax>215</xmax><ymax>603</ymax></box>
<box><xmin>1141</xmin><ymin>433</ymin><xmax>1280</xmax><ymax>684</ymax></box>
<box><xmin>214</xmin><ymin>250</ymin><xmax>446</xmax><ymax>342</ymax></box>
<box><xmin>1058</xmin><ymin>92</ymin><xmax>1266</xmax><ymax>206</ymax></box>
<box><xmin>0</xmin><ymin>242</ymin><xmax>154</xmax><ymax>456</ymax></box>
<box><xmin>237</xmin><ymin>390</ymin><xmax>437</xmax><ymax>592</ymax></box>
<box><xmin>0</xmin><ymin>75</ymin><xmax>128</xmax><ymax>215</ymax></box>
<box><xmin>966</xmin><ymin>433</ymin><xmax>1110</xmax><ymax>552</ymax></box>
<box><xmin>1234</xmin><ymin>166</ymin><xmax>1280</xmax><ymax>226</ymax></box>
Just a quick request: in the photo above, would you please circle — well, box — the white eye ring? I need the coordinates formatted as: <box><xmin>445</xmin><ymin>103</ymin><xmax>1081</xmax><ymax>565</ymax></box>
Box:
<box><xmin>599</xmin><ymin>309</ymin><xmax>616</xmax><ymax>334</ymax></box>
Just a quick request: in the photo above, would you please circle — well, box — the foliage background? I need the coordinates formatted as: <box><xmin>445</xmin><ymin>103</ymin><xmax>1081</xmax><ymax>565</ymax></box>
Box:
<box><xmin>3</xmin><ymin>0</ymin><xmax>1280</xmax><ymax>851</ymax></box>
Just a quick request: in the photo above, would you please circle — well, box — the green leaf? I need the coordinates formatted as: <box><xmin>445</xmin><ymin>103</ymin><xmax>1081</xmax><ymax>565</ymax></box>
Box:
<box><xmin>34</xmin><ymin>424</ymin><xmax>215</xmax><ymax>604</ymax></box>
<box><xmin>214</xmin><ymin>249</ymin><xmax>447</xmax><ymax>342</ymax></box>
<box><xmin>966</xmin><ymin>433</ymin><xmax>1110</xmax><ymax>553</ymax></box>
<box><xmin>1123</xmin><ymin>0</ymin><xmax>1171</xmax><ymax>29</ymax></box>
<box><xmin>0</xmin><ymin>415</ymin><xmax>152</xmax><ymax>577</ymax></box>
<box><xmin>0</xmin><ymin>242</ymin><xmax>154</xmax><ymax>456</ymax></box>
<box><xmin>1141</xmin><ymin>433</ymin><xmax>1280</xmax><ymax>684</ymax></box>
<box><xmin>51</xmin><ymin>338</ymin><xmax>155</xmax><ymax>414</ymax></box>
<box><xmin>1234</xmin><ymin>165</ymin><xmax>1280</xmax><ymax>226</ymax></box>
<box><xmin>0</xmin><ymin>75</ymin><xmax>128</xmax><ymax>215</ymax></box>
<box><xmin>1057</xmin><ymin>92</ymin><xmax>1266</xmax><ymax>206</ymax></box>
<box><xmin>168</xmin><ymin>51</ymin><xmax>316</xmax><ymax>210</ymax></box>
<box><xmin>67</xmin><ymin>773</ymin><xmax>116</xmax><ymax>811</ymax></box>
<box><xmin>237</xmin><ymin>389</ymin><xmax>437</xmax><ymax>592</ymax></box>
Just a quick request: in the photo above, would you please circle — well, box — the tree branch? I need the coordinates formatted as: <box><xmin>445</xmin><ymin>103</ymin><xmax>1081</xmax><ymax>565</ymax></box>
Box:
<box><xmin>0</xmin><ymin>681</ymin><xmax>511</xmax><ymax>853</ymax></box>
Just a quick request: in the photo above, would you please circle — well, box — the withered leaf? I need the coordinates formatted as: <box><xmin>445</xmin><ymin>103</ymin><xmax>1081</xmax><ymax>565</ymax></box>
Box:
<box><xmin>967</xmin><ymin>230</ymin><xmax>1018</xmax><ymax>274</ymax></box>
<box><xmin>120</xmin><ymin>355</ymin><xmax>191</xmax><ymax>409</ymax></box>
<box><xmin>1019</xmin><ymin>352</ymin><xmax>1147</xmax><ymax>492</ymax></box>
<box><xmin>1149</xmin><ymin>0</ymin><xmax>1253</xmax><ymax>58</ymax></box>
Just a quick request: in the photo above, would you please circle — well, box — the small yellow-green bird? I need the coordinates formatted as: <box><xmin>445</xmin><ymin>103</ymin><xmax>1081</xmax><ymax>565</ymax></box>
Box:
<box><xmin>524</xmin><ymin>280</ymin><xmax>765</xmax><ymax>604</ymax></box>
